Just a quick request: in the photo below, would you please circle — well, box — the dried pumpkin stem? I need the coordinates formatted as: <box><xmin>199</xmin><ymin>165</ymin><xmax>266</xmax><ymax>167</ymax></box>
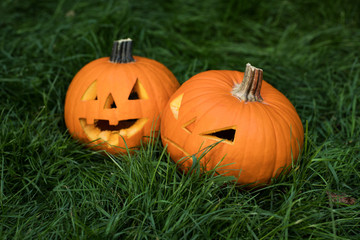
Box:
<box><xmin>231</xmin><ymin>63</ymin><xmax>263</xmax><ymax>102</ymax></box>
<box><xmin>110</xmin><ymin>38</ymin><xmax>135</xmax><ymax>63</ymax></box>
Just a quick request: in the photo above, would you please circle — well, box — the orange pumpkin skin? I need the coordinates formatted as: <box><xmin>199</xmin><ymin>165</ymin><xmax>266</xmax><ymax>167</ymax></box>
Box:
<box><xmin>65</xmin><ymin>40</ymin><xmax>179</xmax><ymax>154</ymax></box>
<box><xmin>161</xmin><ymin>66</ymin><xmax>304</xmax><ymax>186</ymax></box>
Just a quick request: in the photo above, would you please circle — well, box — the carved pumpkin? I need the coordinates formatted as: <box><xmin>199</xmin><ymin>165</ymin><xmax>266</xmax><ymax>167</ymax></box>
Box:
<box><xmin>161</xmin><ymin>63</ymin><xmax>304</xmax><ymax>186</ymax></box>
<box><xmin>64</xmin><ymin>39</ymin><xmax>179</xmax><ymax>154</ymax></box>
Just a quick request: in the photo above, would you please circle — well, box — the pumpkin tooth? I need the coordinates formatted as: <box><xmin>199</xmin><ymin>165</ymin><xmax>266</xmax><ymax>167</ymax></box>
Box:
<box><xmin>119</xmin><ymin>129</ymin><xmax>127</xmax><ymax>136</ymax></box>
<box><xmin>108</xmin><ymin>132</ymin><xmax>119</xmax><ymax>145</ymax></box>
<box><xmin>126</xmin><ymin>118</ymin><xmax>148</xmax><ymax>138</ymax></box>
<box><xmin>99</xmin><ymin>131</ymin><xmax>111</xmax><ymax>141</ymax></box>
<box><xmin>109</xmin><ymin>119</ymin><xmax>119</xmax><ymax>126</ymax></box>
<box><xmin>84</xmin><ymin>124</ymin><xmax>100</xmax><ymax>140</ymax></box>
<box><xmin>86</xmin><ymin>118</ymin><xmax>95</xmax><ymax>125</ymax></box>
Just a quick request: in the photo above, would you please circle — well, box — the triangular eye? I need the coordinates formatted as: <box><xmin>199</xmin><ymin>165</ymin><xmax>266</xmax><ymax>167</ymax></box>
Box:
<box><xmin>81</xmin><ymin>80</ymin><xmax>98</xmax><ymax>101</ymax></box>
<box><xmin>170</xmin><ymin>93</ymin><xmax>184</xmax><ymax>120</ymax></box>
<box><xmin>182</xmin><ymin>117</ymin><xmax>196</xmax><ymax>133</ymax></box>
<box><xmin>128</xmin><ymin>79</ymin><xmax>148</xmax><ymax>100</ymax></box>
<box><xmin>104</xmin><ymin>93</ymin><xmax>117</xmax><ymax>109</ymax></box>
<box><xmin>128</xmin><ymin>91</ymin><xmax>139</xmax><ymax>100</ymax></box>
<box><xmin>200</xmin><ymin>127</ymin><xmax>236</xmax><ymax>144</ymax></box>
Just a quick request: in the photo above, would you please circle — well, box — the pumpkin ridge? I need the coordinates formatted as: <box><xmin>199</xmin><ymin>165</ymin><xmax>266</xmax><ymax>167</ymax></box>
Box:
<box><xmin>118</xmin><ymin>61</ymin><xmax>140</xmax><ymax>101</ymax></box>
<box><xmin>265</xmin><ymin>104</ymin><xmax>297</xmax><ymax>174</ymax></box>
<box><xmin>257</xmin><ymin>84</ymin><xmax>303</xmax><ymax>148</ymax></box>
<box><xmin>266</xmin><ymin>99</ymin><xmax>304</xmax><ymax>148</ymax></box>
<box><xmin>137</xmin><ymin>59</ymin><xmax>179</xmax><ymax>97</ymax></box>
<box><xmin>260</xmin><ymin>103</ymin><xmax>281</xmax><ymax>180</ymax></box>
<box><xmin>144</xmin><ymin>63</ymin><xmax>174</xmax><ymax>100</ymax></box>
<box><xmin>131</xmin><ymin>62</ymin><xmax>162</xmax><ymax>114</ymax></box>
<box><xmin>236</xmin><ymin>104</ymin><xmax>252</xmax><ymax>181</ymax></box>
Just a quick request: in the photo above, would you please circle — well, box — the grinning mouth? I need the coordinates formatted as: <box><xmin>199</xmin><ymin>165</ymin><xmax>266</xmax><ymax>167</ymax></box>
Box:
<box><xmin>79</xmin><ymin>118</ymin><xmax>148</xmax><ymax>145</ymax></box>
<box><xmin>95</xmin><ymin>119</ymin><xmax>138</xmax><ymax>131</ymax></box>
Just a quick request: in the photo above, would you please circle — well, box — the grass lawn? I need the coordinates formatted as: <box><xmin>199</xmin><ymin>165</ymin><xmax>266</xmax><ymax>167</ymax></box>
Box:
<box><xmin>1</xmin><ymin>0</ymin><xmax>359</xmax><ymax>239</ymax></box>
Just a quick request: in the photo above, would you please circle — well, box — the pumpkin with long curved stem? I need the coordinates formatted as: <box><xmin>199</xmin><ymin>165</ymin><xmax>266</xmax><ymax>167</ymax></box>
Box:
<box><xmin>64</xmin><ymin>38</ymin><xmax>179</xmax><ymax>154</ymax></box>
<box><xmin>161</xmin><ymin>63</ymin><xmax>304</xmax><ymax>186</ymax></box>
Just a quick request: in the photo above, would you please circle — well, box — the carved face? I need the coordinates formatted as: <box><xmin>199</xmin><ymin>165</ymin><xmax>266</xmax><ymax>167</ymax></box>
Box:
<box><xmin>161</xmin><ymin>91</ymin><xmax>239</xmax><ymax>173</ymax></box>
<box><xmin>160</xmin><ymin>70</ymin><xmax>304</xmax><ymax>186</ymax></box>
<box><xmin>65</xmin><ymin>56</ymin><xmax>179</xmax><ymax>153</ymax></box>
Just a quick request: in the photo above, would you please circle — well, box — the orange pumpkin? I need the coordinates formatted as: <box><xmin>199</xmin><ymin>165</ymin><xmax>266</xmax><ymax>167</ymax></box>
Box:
<box><xmin>161</xmin><ymin>63</ymin><xmax>304</xmax><ymax>186</ymax></box>
<box><xmin>64</xmin><ymin>38</ymin><xmax>179</xmax><ymax>154</ymax></box>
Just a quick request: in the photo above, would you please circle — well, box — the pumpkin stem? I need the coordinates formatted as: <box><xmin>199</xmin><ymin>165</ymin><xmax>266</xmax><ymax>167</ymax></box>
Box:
<box><xmin>110</xmin><ymin>38</ymin><xmax>135</xmax><ymax>63</ymax></box>
<box><xmin>231</xmin><ymin>63</ymin><xmax>263</xmax><ymax>102</ymax></box>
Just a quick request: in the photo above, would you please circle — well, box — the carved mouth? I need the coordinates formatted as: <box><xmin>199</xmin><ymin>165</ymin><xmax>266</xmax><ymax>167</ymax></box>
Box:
<box><xmin>79</xmin><ymin>118</ymin><xmax>148</xmax><ymax>145</ymax></box>
<box><xmin>163</xmin><ymin>137</ymin><xmax>190</xmax><ymax>156</ymax></box>
<box><xmin>95</xmin><ymin>119</ymin><xmax>138</xmax><ymax>131</ymax></box>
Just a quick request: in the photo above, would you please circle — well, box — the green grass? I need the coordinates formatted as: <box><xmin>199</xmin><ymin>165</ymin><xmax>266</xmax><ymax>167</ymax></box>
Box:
<box><xmin>1</xmin><ymin>0</ymin><xmax>360</xmax><ymax>239</ymax></box>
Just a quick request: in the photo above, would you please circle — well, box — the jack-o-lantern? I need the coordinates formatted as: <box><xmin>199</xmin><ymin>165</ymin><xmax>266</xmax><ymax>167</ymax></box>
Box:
<box><xmin>64</xmin><ymin>38</ymin><xmax>179</xmax><ymax>154</ymax></box>
<box><xmin>161</xmin><ymin>63</ymin><xmax>304</xmax><ymax>186</ymax></box>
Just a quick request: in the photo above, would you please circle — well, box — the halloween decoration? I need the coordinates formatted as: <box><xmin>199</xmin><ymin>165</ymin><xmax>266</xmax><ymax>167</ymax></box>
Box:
<box><xmin>161</xmin><ymin>63</ymin><xmax>304</xmax><ymax>186</ymax></box>
<box><xmin>64</xmin><ymin>38</ymin><xmax>179</xmax><ymax>153</ymax></box>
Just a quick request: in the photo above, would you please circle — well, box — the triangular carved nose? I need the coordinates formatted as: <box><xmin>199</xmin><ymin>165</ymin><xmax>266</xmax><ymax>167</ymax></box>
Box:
<box><xmin>104</xmin><ymin>93</ymin><xmax>117</xmax><ymax>109</ymax></box>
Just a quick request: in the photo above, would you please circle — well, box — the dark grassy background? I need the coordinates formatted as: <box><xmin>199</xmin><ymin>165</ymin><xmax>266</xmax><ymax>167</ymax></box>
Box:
<box><xmin>1</xmin><ymin>0</ymin><xmax>359</xmax><ymax>239</ymax></box>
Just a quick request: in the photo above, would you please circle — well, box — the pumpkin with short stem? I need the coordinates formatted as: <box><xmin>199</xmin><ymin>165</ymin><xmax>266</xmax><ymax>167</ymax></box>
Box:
<box><xmin>161</xmin><ymin>63</ymin><xmax>304</xmax><ymax>186</ymax></box>
<box><xmin>64</xmin><ymin>38</ymin><xmax>180</xmax><ymax>154</ymax></box>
